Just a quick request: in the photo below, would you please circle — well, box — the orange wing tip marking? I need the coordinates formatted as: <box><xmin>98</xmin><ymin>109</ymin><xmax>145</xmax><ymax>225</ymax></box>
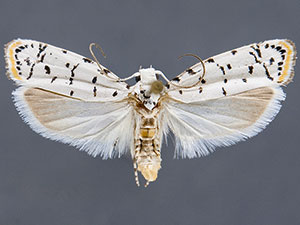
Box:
<box><xmin>278</xmin><ymin>40</ymin><xmax>296</xmax><ymax>84</ymax></box>
<box><xmin>7</xmin><ymin>40</ymin><xmax>23</xmax><ymax>80</ymax></box>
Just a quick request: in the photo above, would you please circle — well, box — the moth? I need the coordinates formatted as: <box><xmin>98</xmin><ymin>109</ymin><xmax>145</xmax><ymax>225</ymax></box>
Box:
<box><xmin>5</xmin><ymin>39</ymin><xmax>296</xmax><ymax>187</ymax></box>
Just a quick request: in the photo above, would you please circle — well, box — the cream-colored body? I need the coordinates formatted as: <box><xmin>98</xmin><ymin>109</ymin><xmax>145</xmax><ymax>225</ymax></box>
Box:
<box><xmin>133</xmin><ymin>104</ymin><xmax>162</xmax><ymax>186</ymax></box>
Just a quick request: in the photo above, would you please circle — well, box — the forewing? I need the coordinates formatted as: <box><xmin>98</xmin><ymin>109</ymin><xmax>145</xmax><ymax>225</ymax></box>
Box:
<box><xmin>164</xmin><ymin>39</ymin><xmax>296</xmax><ymax>158</ymax></box>
<box><xmin>5</xmin><ymin>39</ymin><xmax>130</xmax><ymax>101</ymax></box>
<box><xmin>167</xmin><ymin>39</ymin><xmax>295</xmax><ymax>102</ymax></box>
<box><xmin>5</xmin><ymin>39</ymin><xmax>134</xmax><ymax>158</ymax></box>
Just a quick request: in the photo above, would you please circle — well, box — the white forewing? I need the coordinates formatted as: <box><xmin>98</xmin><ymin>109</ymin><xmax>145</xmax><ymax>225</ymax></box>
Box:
<box><xmin>168</xmin><ymin>40</ymin><xmax>295</xmax><ymax>102</ymax></box>
<box><xmin>5</xmin><ymin>39</ymin><xmax>133</xmax><ymax>158</ymax></box>
<box><xmin>164</xmin><ymin>39</ymin><xmax>296</xmax><ymax>158</ymax></box>
<box><xmin>5</xmin><ymin>39</ymin><xmax>129</xmax><ymax>101</ymax></box>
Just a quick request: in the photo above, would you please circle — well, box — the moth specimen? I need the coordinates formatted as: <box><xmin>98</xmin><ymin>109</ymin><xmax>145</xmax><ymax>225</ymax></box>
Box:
<box><xmin>5</xmin><ymin>39</ymin><xmax>296</xmax><ymax>187</ymax></box>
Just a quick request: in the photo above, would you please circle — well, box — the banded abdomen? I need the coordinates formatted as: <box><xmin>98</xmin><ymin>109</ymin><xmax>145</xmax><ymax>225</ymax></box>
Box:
<box><xmin>133</xmin><ymin>115</ymin><xmax>162</xmax><ymax>186</ymax></box>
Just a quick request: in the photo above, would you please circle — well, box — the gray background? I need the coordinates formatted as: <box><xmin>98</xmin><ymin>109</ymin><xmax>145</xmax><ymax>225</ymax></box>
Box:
<box><xmin>0</xmin><ymin>0</ymin><xmax>299</xmax><ymax>224</ymax></box>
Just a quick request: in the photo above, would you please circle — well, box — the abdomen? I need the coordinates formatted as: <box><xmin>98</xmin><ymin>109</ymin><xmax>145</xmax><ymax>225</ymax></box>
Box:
<box><xmin>133</xmin><ymin>115</ymin><xmax>162</xmax><ymax>183</ymax></box>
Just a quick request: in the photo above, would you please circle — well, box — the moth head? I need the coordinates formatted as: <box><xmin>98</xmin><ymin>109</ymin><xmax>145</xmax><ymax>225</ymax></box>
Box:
<box><xmin>138</xmin><ymin>162</ymin><xmax>161</xmax><ymax>182</ymax></box>
<box><xmin>139</xmin><ymin>67</ymin><xmax>157</xmax><ymax>84</ymax></box>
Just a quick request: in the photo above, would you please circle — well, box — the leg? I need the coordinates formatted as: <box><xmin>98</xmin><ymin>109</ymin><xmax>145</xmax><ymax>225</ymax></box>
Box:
<box><xmin>133</xmin><ymin>159</ymin><xmax>140</xmax><ymax>187</ymax></box>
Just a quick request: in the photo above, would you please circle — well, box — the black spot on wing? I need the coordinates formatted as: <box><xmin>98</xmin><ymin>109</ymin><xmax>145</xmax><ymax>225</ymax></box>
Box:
<box><xmin>40</xmin><ymin>53</ymin><xmax>46</xmax><ymax>63</ymax></box>
<box><xmin>269</xmin><ymin>57</ymin><xmax>275</xmax><ymax>65</ymax></box>
<box><xmin>201</xmin><ymin>79</ymin><xmax>206</xmax><ymax>84</ymax></box>
<box><xmin>207</xmin><ymin>58</ymin><xmax>215</xmax><ymax>63</ymax></box>
<box><xmin>199</xmin><ymin>87</ymin><xmax>203</xmax><ymax>93</ymax></box>
<box><xmin>265</xmin><ymin>43</ymin><xmax>269</xmax><ymax>48</ymax></box>
<box><xmin>248</xmin><ymin>65</ymin><xmax>254</xmax><ymax>74</ymax></box>
<box><xmin>222</xmin><ymin>87</ymin><xmax>227</xmax><ymax>96</ymax></box>
<box><xmin>92</xmin><ymin>76</ymin><xmax>97</xmax><ymax>84</ymax></box>
<box><xmin>249</xmin><ymin>52</ymin><xmax>260</xmax><ymax>63</ymax></box>
<box><xmin>27</xmin><ymin>63</ymin><xmax>35</xmax><ymax>80</ymax></box>
<box><xmin>93</xmin><ymin>87</ymin><xmax>97</xmax><ymax>97</ymax></box>
<box><xmin>51</xmin><ymin>76</ymin><xmax>57</xmax><ymax>83</ymax></box>
<box><xmin>44</xmin><ymin>65</ymin><xmax>50</xmax><ymax>74</ymax></box>
<box><xmin>263</xmin><ymin>63</ymin><xmax>274</xmax><ymax>81</ymax></box>
<box><xmin>24</xmin><ymin>57</ymin><xmax>31</xmax><ymax>66</ymax></box>
<box><xmin>186</xmin><ymin>68</ymin><xmax>196</xmax><ymax>74</ymax></box>
<box><xmin>112</xmin><ymin>91</ymin><xmax>118</xmax><ymax>97</ymax></box>
<box><xmin>65</xmin><ymin>63</ymin><xmax>70</xmax><ymax>68</ymax></box>
<box><xmin>172</xmin><ymin>77</ymin><xmax>181</xmax><ymax>82</ymax></box>
<box><xmin>280</xmin><ymin>49</ymin><xmax>286</xmax><ymax>54</ymax></box>
<box><xmin>69</xmin><ymin>77</ymin><xmax>73</xmax><ymax>85</ymax></box>
<box><xmin>71</xmin><ymin>63</ymin><xmax>79</xmax><ymax>77</ymax></box>
<box><xmin>103</xmin><ymin>68</ymin><xmax>110</xmax><ymax>74</ymax></box>
<box><xmin>242</xmin><ymin>78</ymin><xmax>247</xmax><ymax>83</ymax></box>
<box><xmin>251</xmin><ymin>46</ymin><xmax>262</xmax><ymax>58</ymax></box>
<box><xmin>70</xmin><ymin>90</ymin><xmax>74</xmax><ymax>96</ymax></box>
<box><xmin>224</xmin><ymin>78</ymin><xmax>228</xmax><ymax>83</ymax></box>
<box><xmin>83</xmin><ymin>57</ymin><xmax>93</xmax><ymax>63</ymax></box>
<box><xmin>231</xmin><ymin>50</ymin><xmax>237</xmax><ymax>55</ymax></box>
<box><xmin>220</xmin><ymin>66</ymin><xmax>225</xmax><ymax>75</ymax></box>
<box><xmin>62</xmin><ymin>50</ymin><xmax>67</xmax><ymax>54</ymax></box>
<box><xmin>37</xmin><ymin>44</ymin><xmax>47</xmax><ymax>58</ymax></box>
<box><xmin>227</xmin><ymin>64</ymin><xmax>232</xmax><ymax>70</ymax></box>
<box><xmin>179</xmin><ymin>90</ymin><xmax>183</xmax><ymax>95</ymax></box>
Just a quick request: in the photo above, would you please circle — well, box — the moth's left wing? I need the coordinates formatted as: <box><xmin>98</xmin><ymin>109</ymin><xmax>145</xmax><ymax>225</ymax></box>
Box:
<box><xmin>163</xmin><ymin>39</ymin><xmax>296</xmax><ymax>158</ymax></box>
<box><xmin>5</xmin><ymin>39</ymin><xmax>134</xmax><ymax>158</ymax></box>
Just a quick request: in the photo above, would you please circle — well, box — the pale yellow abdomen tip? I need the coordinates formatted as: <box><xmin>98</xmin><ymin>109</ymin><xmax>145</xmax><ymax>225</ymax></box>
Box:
<box><xmin>138</xmin><ymin>163</ymin><xmax>161</xmax><ymax>182</ymax></box>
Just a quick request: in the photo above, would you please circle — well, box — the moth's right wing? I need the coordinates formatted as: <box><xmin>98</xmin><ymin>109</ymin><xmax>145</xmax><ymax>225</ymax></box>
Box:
<box><xmin>163</xmin><ymin>39</ymin><xmax>296</xmax><ymax>158</ymax></box>
<box><xmin>5</xmin><ymin>39</ymin><xmax>134</xmax><ymax>158</ymax></box>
